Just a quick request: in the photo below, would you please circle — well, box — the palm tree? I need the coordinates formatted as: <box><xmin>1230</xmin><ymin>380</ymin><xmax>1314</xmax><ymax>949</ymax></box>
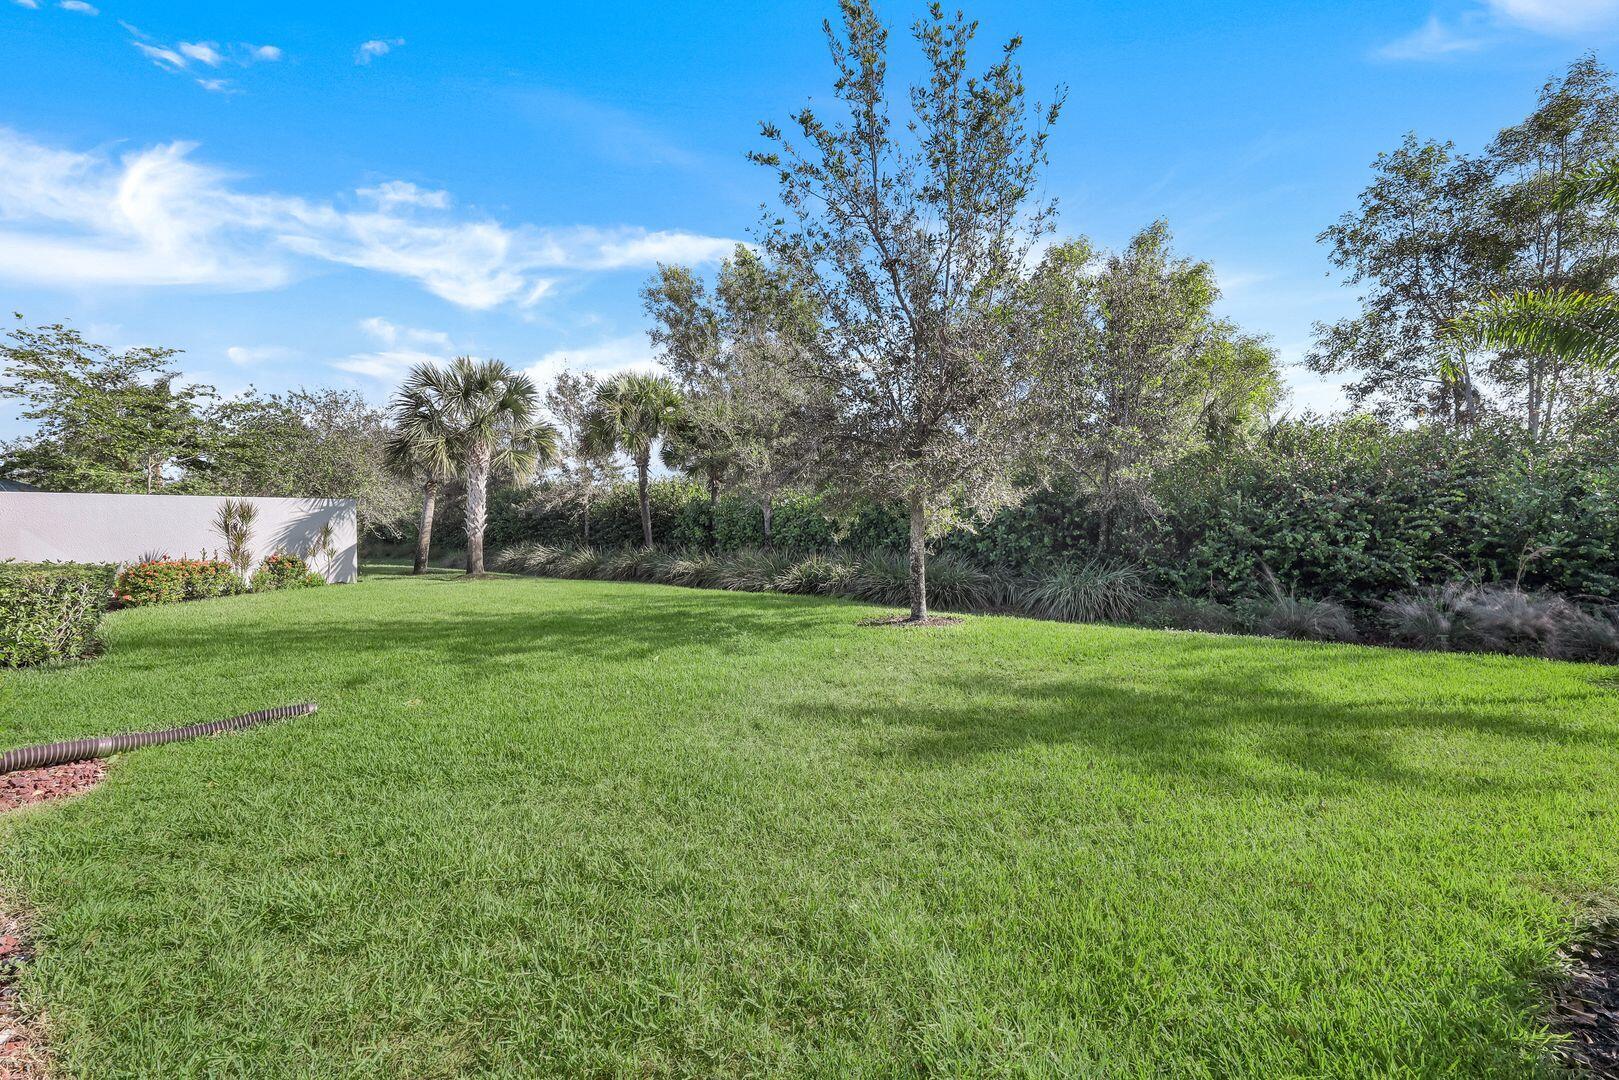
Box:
<box><xmin>398</xmin><ymin>357</ymin><xmax>559</xmax><ymax>575</ymax></box>
<box><xmin>1450</xmin><ymin>157</ymin><xmax>1619</xmax><ymax>378</ymax></box>
<box><xmin>586</xmin><ymin>372</ymin><xmax>683</xmax><ymax>547</ymax></box>
<box><xmin>386</xmin><ymin>381</ymin><xmax>457</xmax><ymax>575</ymax></box>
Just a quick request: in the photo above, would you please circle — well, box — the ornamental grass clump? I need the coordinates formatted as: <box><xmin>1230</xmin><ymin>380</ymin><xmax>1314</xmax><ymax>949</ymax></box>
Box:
<box><xmin>1383</xmin><ymin>582</ymin><xmax>1619</xmax><ymax>662</ymax></box>
<box><xmin>714</xmin><ymin>549</ymin><xmax>796</xmax><ymax>593</ymax></box>
<box><xmin>775</xmin><ymin>552</ymin><xmax>858</xmax><ymax>596</ymax></box>
<box><xmin>1254</xmin><ymin>594</ymin><xmax>1359</xmax><ymax>644</ymax></box>
<box><xmin>1014</xmin><ymin>558</ymin><xmax>1146</xmax><ymax>624</ymax></box>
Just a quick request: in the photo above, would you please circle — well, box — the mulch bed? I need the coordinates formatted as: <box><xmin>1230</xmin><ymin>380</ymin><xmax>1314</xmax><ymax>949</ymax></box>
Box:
<box><xmin>0</xmin><ymin>761</ymin><xmax>106</xmax><ymax>815</ymax></box>
<box><xmin>0</xmin><ymin>911</ymin><xmax>48</xmax><ymax>1079</ymax></box>
<box><xmin>858</xmin><ymin>614</ymin><xmax>964</xmax><ymax>628</ymax></box>
<box><xmin>0</xmin><ymin>760</ymin><xmax>108</xmax><ymax>1078</ymax></box>
<box><xmin>1549</xmin><ymin>926</ymin><xmax>1619</xmax><ymax>1078</ymax></box>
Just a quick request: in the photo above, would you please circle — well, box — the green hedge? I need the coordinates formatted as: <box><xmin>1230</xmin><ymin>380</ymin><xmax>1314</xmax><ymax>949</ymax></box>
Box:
<box><xmin>429</xmin><ymin>417</ymin><xmax>1619</xmax><ymax>609</ymax></box>
<box><xmin>0</xmin><ymin>561</ymin><xmax>115</xmax><ymax>667</ymax></box>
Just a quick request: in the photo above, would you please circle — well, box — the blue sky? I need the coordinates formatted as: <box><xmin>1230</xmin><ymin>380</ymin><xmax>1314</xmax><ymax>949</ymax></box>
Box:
<box><xmin>2</xmin><ymin>0</ymin><xmax>1617</xmax><ymax>438</ymax></box>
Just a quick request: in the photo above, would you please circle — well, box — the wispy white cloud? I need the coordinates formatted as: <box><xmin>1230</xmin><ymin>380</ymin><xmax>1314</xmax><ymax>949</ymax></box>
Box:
<box><xmin>333</xmin><ymin>317</ymin><xmax>460</xmax><ymax>380</ymax></box>
<box><xmin>1377</xmin><ymin>14</ymin><xmax>1489</xmax><ymax>60</ymax></box>
<box><xmin>356</xmin><ymin>38</ymin><xmax>404</xmax><ymax>65</ymax></box>
<box><xmin>225</xmin><ymin>344</ymin><xmax>293</xmax><ymax>366</ymax></box>
<box><xmin>58</xmin><ymin>0</ymin><xmax>96</xmax><ymax>13</ymax></box>
<box><xmin>12</xmin><ymin>1</ymin><xmax>41</xmax><ymax>9</ymax></box>
<box><xmin>524</xmin><ymin>335</ymin><xmax>658</xmax><ymax>388</ymax></box>
<box><xmin>132</xmin><ymin>41</ymin><xmax>188</xmax><ymax>70</ymax></box>
<box><xmin>357</xmin><ymin>180</ymin><xmax>451</xmax><ymax>211</ymax></box>
<box><xmin>123</xmin><ymin>24</ymin><xmax>284</xmax><ymax>86</ymax></box>
<box><xmin>0</xmin><ymin>127</ymin><xmax>736</xmax><ymax>309</ymax></box>
<box><xmin>178</xmin><ymin>41</ymin><xmax>224</xmax><ymax>67</ymax></box>
<box><xmin>1380</xmin><ymin>0</ymin><xmax>1619</xmax><ymax>60</ymax></box>
<box><xmin>1488</xmin><ymin>0</ymin><xmax>1619</xmax><ymax>33</ymax></box>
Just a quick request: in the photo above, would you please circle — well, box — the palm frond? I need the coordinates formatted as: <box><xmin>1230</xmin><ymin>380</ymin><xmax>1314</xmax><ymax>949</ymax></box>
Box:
<box><xmin>1551</xmin><ymin>157</ymin><xmax>1619</xmax><ymax>212</ymax></box>
<box><xmin>1448</xmin><ymin>288</ymin><xmax>1619</xmax><ymax>371</ymax></box>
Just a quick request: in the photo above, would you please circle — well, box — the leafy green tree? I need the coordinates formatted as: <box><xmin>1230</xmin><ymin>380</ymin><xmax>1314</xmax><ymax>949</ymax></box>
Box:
<box><xmin>1450</xmin><ymin>153</ymin><xmax>1619</xmax><ymax>382</ymax></box>
<box><xmin>544</xmin><ymin>368</ymin><xmax>623</xmax><ymax>546</ymax></box>
<box><xmin>399</xmin><ymin>358</ymin><xmax>558</xmax><ymax>575</ymax></box>
<box><xmin>749</xmin><ymin>0</ymin><xmax>1062</xmax><ymax>619</ymax></box>
<box><xmin>195</xmin><ymin>388</ymin><xmax>416</xmax><ymax>539</ymax></box>
<box><xmin>1030</xmin><ymin>225</ymin><xmax>1283</xmax><ymax>553</ymax></box>
<box><xmin>1484</xmin><ymin>54</ymin><xmax>1619</xmax><ymax>436</ymax></box>
<box><xmin>1308</xmin><ymin>136</ymin><xmax>1506</xmax><ymax>425</ymax></box>
<box><xmin>0</xmin><ymin>317</ymin><xmax>211</xmax><ymax>493</ymax></box>
<box><xmin>585</xmin><ymin>372</ymin><xmax>683</xmax><ymax>548</ymax></box>
<box><xmin>386</xmin><ymin>382</ymin><xmax>458</xmax><ymax>574</ymax></box>
<box><xmin>644</xmin><ymin>246</ymin><xmax>822</xmax><ymax>549</ymax></box>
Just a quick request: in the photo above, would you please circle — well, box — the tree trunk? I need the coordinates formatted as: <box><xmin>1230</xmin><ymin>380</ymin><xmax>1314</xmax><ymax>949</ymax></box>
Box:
<box><xmin>762</xmin><ymin>496</ymin><xmax>774</xmax><ymax>551</ymax></box>
<box><xmin>465</xmin><ymin>448</ymin><xmax>490</xmax><ymax>575</ymax></box>
<box><xmin>707</xmin><ymin>475</ymin><xmax>720</xmax><ymax>548</ymax></box>
<box><xmin>413</xmin><ymin>478</ymin><xmax>438</xmax><ymax>575</ymax></box>
<box><xmin>637</xmin><ymin>453</ymin><xmax>653</xmax><ymax>548</ymax></box>
<box><xmin>907</xmin><ymin>490</ymin><xmax>928</xmax><ymax>621</ymax></box>
<box><xmin>582</xmin><ymin>487</ymin><xmax>592</xmax><ymax>545</ymax></box>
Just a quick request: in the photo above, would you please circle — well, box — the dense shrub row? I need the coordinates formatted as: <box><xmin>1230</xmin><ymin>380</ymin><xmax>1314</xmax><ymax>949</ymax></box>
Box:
<box><xmin>115</xmin><ymin>553</ymin><xmax>324</xmax><ymax>608</ymax></box>
<box><xmin>0</xmin><ymin>561</ymin><xmax>115</xmax><ymax>667</ymax></box>
<box><xmin>457</xmin><ymin>420</ymin><xmax>1619</xmax><ymax>613</ymax></box>
<box><xmin>494</xmin><ymin>542</ymin><xmax>1619</xmax><ymax>663</ymax></box>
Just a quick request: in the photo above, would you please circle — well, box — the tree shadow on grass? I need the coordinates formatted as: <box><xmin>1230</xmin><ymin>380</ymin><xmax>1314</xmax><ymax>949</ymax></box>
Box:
<box><xmin>802</xmin><ymin>639</ymin><xmax>1619</xmax><ymax>798</ymax></box>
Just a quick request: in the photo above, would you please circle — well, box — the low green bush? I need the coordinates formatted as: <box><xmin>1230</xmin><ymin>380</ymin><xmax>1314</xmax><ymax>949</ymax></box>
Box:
<box><xmin>0</xmin><ymin>561</ymin><xmax>115</xmax><ymax>667</ymax></box>
<box><xmin>250</xmin><ymin>553</ymin><xmax>322</xmax><ymax>592</ymax></box>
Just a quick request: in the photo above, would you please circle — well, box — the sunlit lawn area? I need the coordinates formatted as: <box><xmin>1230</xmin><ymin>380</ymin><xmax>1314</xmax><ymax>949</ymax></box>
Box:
<box><xmin>3</xmin><ymin>565</ymin><xmax>1617</xmax><ymax>1076</ymax></box>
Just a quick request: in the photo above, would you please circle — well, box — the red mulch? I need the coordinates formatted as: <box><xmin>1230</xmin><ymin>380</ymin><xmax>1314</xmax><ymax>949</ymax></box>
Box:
<box><xmin>858</xmin><ymin>614</ymin><xmax>964</xmax><ymax>628</ymax></box>
<box><xmin>1550</xmin><ymin>927</ymin><xmax>1619</xmax><ymax>1078</ymax></box>
<box><xmin>0</xmin><ymin>912</ymin><xmax>47</xmax><ymax>1079</ymax></box>
<box><xmin>0</xmin><ymin>761</ymin><xmax>106</xmax><ymax>814</ymax></box>
<box><xmin>0</xmin><ymin>761</ymin><xmax>107</xmax><ymax>1078</ymax></box>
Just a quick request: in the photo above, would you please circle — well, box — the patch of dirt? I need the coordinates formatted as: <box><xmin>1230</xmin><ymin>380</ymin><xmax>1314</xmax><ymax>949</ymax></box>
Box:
<box><xmin>1549</xmin><ymin>925</ymin><xmax>1619</xmax><ymax>1078</ymax></box>
<box><xmin>0</xmin><ymin>761</ymin><xmax>106</xmax><ymax>814</ymax></box>
<box><xmin>0</xmin><ymin>911</ymin><xmax>49</xmax><ymax>1079</ymax></box>
<box><xmin>858</xmin><ymin>614</ymin><xmax>964</xmax><ymax>628</ymax></box>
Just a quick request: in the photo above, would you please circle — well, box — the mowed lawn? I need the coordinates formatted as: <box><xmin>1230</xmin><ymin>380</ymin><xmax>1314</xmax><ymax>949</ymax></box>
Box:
<box><xmin>3</xmin><ymin>567</ymin><xmax>1618</xmax><ymax>1077</ymax></box>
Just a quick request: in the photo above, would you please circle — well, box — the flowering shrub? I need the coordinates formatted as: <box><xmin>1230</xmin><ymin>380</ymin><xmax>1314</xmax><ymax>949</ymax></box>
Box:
<box><xmin>116</xmin><ymin>560</ymin><xmax>189</xmax><ymax>607</ymax></box>
<box><xmin>250</xmin><ymin>553</ymin><xmax>324</xmax><ymax>592</ymax></box>
<box><xmin>116</xmin><ymin>558</ymin><xmax>245</xmax><ymax>607</ymax></box>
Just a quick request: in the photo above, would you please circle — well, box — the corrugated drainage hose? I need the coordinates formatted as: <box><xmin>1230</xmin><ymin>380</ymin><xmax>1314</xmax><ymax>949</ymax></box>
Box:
<box><xmin>0</xmin><ymin>703</ymin><xmax>317</xmax><ymax>775</ymax></box>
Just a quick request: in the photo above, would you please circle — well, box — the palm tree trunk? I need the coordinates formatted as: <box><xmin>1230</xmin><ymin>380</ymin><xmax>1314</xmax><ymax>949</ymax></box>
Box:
<box><xmin>582</xmin><ymin>485</ymin><xmax>592</xmax><ymax>545</ymax></box>
<box><xmin>907</xmin><ymin>490</ymin><xmax>928</xmax><ymax>621</ymax></box>
<box><xmin>465</xmin><ymin>448</ymin><xmax>490</xmax><ymax>575</ymax></box>
<box><xmin>413</xmin><ymin>478</ymin><xmax>438</xmax><ymax>575</ymax></box>
<box><xmin>637</xmin><ymin>453</ymin><xmax>653</xmax><ymax>548</ymax></box>
<box><xmin>762</xmin><ymin>496</ymin><xmax>774</xmax><ymax>550</ymax></box>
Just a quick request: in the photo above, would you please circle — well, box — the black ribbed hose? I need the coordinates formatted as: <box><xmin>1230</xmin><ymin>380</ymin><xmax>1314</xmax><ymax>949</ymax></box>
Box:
<box><xmin>0</xmin><ymin>703</ymin><xmax>317</xmax><ymax>775</ymax></box>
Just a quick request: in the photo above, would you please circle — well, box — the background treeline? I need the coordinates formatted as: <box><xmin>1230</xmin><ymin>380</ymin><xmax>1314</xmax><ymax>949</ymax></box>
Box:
<box><xmin>454</xmin><ymin>412</ymin><xmax>1619</xmax><ymax>608</ymax></box>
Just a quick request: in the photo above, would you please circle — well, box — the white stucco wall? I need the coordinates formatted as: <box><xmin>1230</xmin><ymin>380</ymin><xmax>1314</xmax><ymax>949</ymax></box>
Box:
<box><xmin>0</xmin><ymin>493</ymin><xmax>358</xmax><ymax>583</ymax></box>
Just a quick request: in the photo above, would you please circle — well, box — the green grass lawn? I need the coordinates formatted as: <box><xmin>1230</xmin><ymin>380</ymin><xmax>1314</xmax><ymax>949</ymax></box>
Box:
<box><xmin>3</xmin><ymin>566</ymin><xmax>1618</xmax><ymax>1076</ymax></box>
